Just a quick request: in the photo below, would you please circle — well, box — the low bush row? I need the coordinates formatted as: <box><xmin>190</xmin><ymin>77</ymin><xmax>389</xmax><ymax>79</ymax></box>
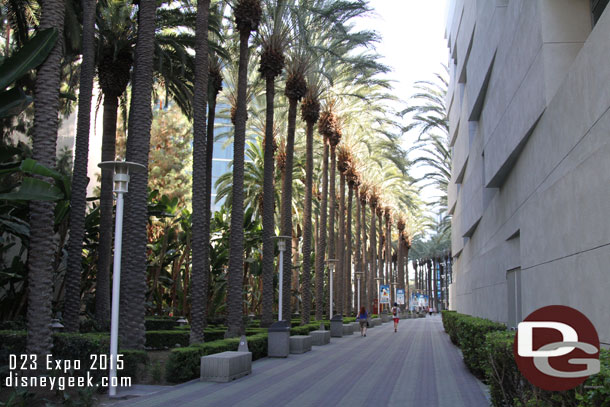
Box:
<box><xmin>441</xmin><ymin>311</ymin><xmax>610</xmax><ymax>407</ymax></box>
<box><xmin>165</xmin><ymin>333</ymin><xmax>268</xmax><ymax>383</ymax></box>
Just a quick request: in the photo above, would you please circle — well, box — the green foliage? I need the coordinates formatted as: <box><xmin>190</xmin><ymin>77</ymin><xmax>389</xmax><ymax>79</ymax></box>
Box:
<box><xmin>444</xmin><ymin>313</ymin><xmax>610</xmax><ymax>407</ymax></box>
<box><xmin>119</xmin><ymin>350</ymin><xmax>149</xmax><ymax>382</ymax></box>
<box><xmin>145</xmin><ymin>318</ymin><xmax>178</xmax><ymax>331</ymax></box>
<box><xmin>441</xmin><ymin>310</ymin><xmax>458</xmax><ymax>344</ymax></box>
<box><xmin>453</xmin><ymin>314</ymin><xmax>506</xmax><ymax>379</ymax></box>
<box><xmin>145</xmin><ymin>330</ymin><xmax>190</xmax><ymax>350</ymax></box>
<box><xmin>0</xmin><ymin>28</ymin><xmax>58</xmax><ymax>118</ymax></box>
<box><xmin>165</xmin><ymin>333</ymin><xmax>268</xmax><ymax>383</ymax></box>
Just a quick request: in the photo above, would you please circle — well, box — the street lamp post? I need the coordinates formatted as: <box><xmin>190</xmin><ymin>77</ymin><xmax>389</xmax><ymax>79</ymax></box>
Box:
<box><xmin>98</xmin><ymin>161</ymin><xmax>145</xmax><ymax>397</ymax></box>
<box><xmin>391</xmin><ymin>281</ymin><xmax>398</xmax><ymax>306</ymax></box>
<box><xmin>355</xmin><ymin>272</ymin><xmax>363</xmax><ymax>312</ymax></box>
<box><xmin>326</xmin><ymin>259</ymin><xmax>338</xmax><ymax>317</ymax></box>
<box><xmin>274</xmin><ymin>236</ymin><xmax>291</xmax><ymax>321</ymax></box>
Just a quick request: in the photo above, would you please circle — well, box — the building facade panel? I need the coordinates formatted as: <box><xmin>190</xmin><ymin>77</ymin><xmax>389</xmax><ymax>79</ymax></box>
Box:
<box><xmin>446</xmin><ymin>0</ymin><xmax>610</xmax><ymax>345</ymax></box>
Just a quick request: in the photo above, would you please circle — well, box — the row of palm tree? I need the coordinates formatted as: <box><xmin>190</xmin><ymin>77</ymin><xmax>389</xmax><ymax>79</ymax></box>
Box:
<box><xmin>6</xmin><ymin>0</ymin><xmax>434</xmax><ymax>355</ymax></box>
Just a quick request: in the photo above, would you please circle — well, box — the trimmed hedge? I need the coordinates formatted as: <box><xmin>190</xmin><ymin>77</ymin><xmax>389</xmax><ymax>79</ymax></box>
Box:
<box><xmin>440</xmin><ymin>311</ymin><xmax>505</xmax><ymax>378</ymax></box>
<box><xmin>145</xmin><ymin>330</ymin><xmax>190</xmax><ymax>349</ymax></box>
<box><xmin>165</xmin><ymin>333</ymin><xmax>268</xmax><ymax>383</ymax></box>
<box><xmin>484</xmin><ymin>331</ymin><xmax>610</xmax><ymax>407</ymax></box>
<box><xmin>145</xmin><ymin>318</ymin><xmax>178</xmax><ymax>331</ymax></box>
<box><xmin>441</xmin><ymin>313</ymin><xmax>610</xmax><ymax>407</ymax></box>
<box><xmin>441</xmin><ymin>310</ymin><xmax>458</xmax><ymax>344</ymax></box>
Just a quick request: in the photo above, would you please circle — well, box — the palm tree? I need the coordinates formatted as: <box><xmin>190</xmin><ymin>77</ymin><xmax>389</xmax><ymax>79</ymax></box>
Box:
<box><xmin>336</xmin><ymin>145</ymin><xmax>350</xmax><ymax>315</ymax></box>
<box><xmin>95</xmin><ymin>1</ymin><xmax>198</xmax><ymax>328</ymax></box>
<box><xmin>258</xmin><ymin>3</ymin><xmax>288</xmax><ymax>327</ymax></box>
<box><xmin>120</xmin><ymin>0</ymin><xmax>158</xmax><ymax>350</ymax></box>
<box><xmin>95</xmin><ymin>0</ymin><xmax>135</xmax><ymax>329</ymax></box>
<box><xmin>360</xmin><ymin>184</ymin><xmax>369</xmax><ymax>310</ymax></box>
<box><xmin>314</xmin><ymin>128</ymin><xmax>328</xmax><ymax>320</ymax></box>
<box><xmin>190</xmin><ymin>0</ymin><xmax>211</xmax><ymax>345</ymax></box>
<box><xmin>279</xmin><ymin>52</ymin><xmax>307</xmax><ymax>319</ymax></box>
<box><xmin>226</xmin><ymin>0</ymin><xmax>262</xmax><ymax>338</ymax></box>
<box><xmin>345</xmin><ymin>165</ymin><xmax>357</xmax><ymax>315</ymax></box>
<box><xmin>318</xmin><ymin>102</ymin><xmax>340</xmax><ymax>315</ymax></box>
<box><xmin>383</xmin><ymin>206</ymin><xmax>392</xmax><ymax>290</ymax></box>
<box><xmin>26</xmin><ymin>0</ymin><xmax>64</xmax><ymax>356</ymax></box>
<box><xmin>367</xmin><ymin>188</ymin><xmax>378</xmax><ymax>314</ymax></box>
<box><xmin>299</xmin><ymin>81</ymin><xmax>320</xmax><ymax>325</ymax></box>
<box><xmin>63</xmin><ymin>0</ymin><xmax>96</xmax><ymax>332</ymax></box>
<box><xmin>396</xmin><ymin>216</ymin><xmax>405</xmax><ymax>307</ymax></box>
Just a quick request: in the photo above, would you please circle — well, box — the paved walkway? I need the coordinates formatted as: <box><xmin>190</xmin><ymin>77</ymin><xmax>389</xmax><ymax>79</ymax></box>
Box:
<box><xmin>115</xmin><ymin>315</ymin><xmax>489</xmax><ymax>407</ymax></box>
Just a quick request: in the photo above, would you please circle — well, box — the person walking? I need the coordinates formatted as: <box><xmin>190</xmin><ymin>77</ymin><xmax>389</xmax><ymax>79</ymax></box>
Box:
<box><xmin>392</xmin><ymin>302</ymin><xmax>399</xmax><ymax>333</ymax></box>
<box><xmin>356</xmin><ymin>306</ymin><xmax>369</xmax><ymax>337</ymax></box>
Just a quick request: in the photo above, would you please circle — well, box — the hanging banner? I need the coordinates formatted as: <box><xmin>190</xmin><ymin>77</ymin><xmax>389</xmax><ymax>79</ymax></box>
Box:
<box><xmin>396</xmin><ymin>289</ymin><xmax>405</xmax><ymax>305</ymax></box>
<box><xmin>380</xmin><ymin>285</ymin><xmax>390</xmax><ymax>304</ymax></box>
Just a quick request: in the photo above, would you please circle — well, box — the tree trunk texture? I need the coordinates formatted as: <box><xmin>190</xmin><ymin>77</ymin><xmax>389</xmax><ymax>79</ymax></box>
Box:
<box><xmin>328</xmin><ymin>146</ymin><xmax>336</xmax><ymax>315</ymax></box>
<box><xmin>354</xmin><ymin>187</ymin><xmax>361</xmax><ymax>312</ymax></box>
<box><xmin>314</xmin><ymin>142</ymin><xmax>328</xmax><ymax>320</ymax></box>
<box><xmin>226</xmin><ymin>29</ymin><xmax>250</xmax><ymax>337</ymax></box>
<box><xmin>64</xmin><ymin>0</ymin><xmax>96</xmax><ymax>332</ymax></box>
<box><xmin>120</xmin><ymin>0</ymin><xmax>157</xmax><ymax>350</ymax></box>
<box><xmin>300</xmin><ymin>119</ymin><xmax>314</xmax><ymax>324</ymax></box>
<box><xmin>368</xmin><ymin>203</ymin><xmax>376</xmax><ymax>314</ymax></box>
<box><xmin>189</xmin><ymin>0</ymin><xmax>210</xmax><ymax>345</ymax></box>
<box><xmin>261</xmin><ymin>76</ymin><xmax>277</xmax><ymax>327</ymax></box>
<box><xmin>26</xmin><ymin>0</ymin><xmax>65</xmax><ymax>356</ymax></box>
<box><xmin>96</xmin><ymin>95</ymin><xmax>118</xmax><ymax>329</ymax></box>
<box><xmin>345</xmin><ymin>185</ymin><xmax>353</xmax><ymax>316</ymax></box>
<box><xmin>361</xmin><ymin>198</ymin><xmax>368</xmax><ymax>312</ymax></box>
<box><xmin>280</xmin><ymin>97</ymin><xmax>298</xmax><ymax>320</ymax></box>
<box><xmin>397</xmin><ymin>235</ymin><xmax>404</xmax><ymax>310</ymax></box>
<box><xmin>337</xmin><ymin>172</ymin><xmax>345</xmax><ymax>315</ymax></box>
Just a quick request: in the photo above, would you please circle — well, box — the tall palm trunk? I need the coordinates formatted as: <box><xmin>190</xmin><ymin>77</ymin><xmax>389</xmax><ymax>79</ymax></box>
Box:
<box><xmin>120</xmin><ymin>0</ymin><xmax>157</xmax><ymax>349</ymax></box>
<box><xmin>301</xmin><ymin>102</ymin><xmax>319</xmax><ymax>324</ymax></box>
<box><xmin>96</xmin><ymin>95</ymin><xmax>118</xmax><ymax>328</ymax></box>
<box><xmin>377</xmin><ymin>209</ymin><xmax>383</xmax><ymax>299</ymax></box>
<box><xmin>280</xmin><ymin>97</ymin><xmax>298</xmax><ymax>319</ymax></box>
<box><xmin>328</xmin><ymin>146</ymin><xmax>337</xmax><ymax>314</ymax></box>
<box><xmin>261</xmin><ymin>72</ymin><xmax>279</xmax><ymax>327</ymax></box>
<box><xmin>226</xmin><ymin>29</ymin><xmax>251</xmax><ymax>337</ymax></box>
<box><xmin>397</xmin><ymin>234</ymin><xmax>404</xmax><ymax>309</ymax></box>
<box><xmin>413</xmin><ymin>260</ymin><xmax>418</xmax><ymax>292</ymax></box>
<box><xmin>64</xmin><ymin>0</ymin><xmax>95</xmax><ymax>332</ymax></box>
<box><xmin>345</xmin><ymin>183</ymin><xmax>353</xmax><ymax>315</ymax></box>
<box><xmin>314</xmin><ymin>142</ymin><xmax>328</xmax><ymax>320</ymax></box>
<box><xmin>26</xmin><ymin>0</ymin><xmax>64</xmax><ymax>356</ymax></box>
<box><xmin>368</xmin><ymin>201</ymin><xmax>376</xmax><ymax>314</ymax></box>
<box><xmin>360</xmin><ymin>194</ymin><xmax>368</xmax><ymax>311</ymax></box>
<box><xmin>336</xmin><ymin>172</ymin><xmax>345</xmax><ymax>315</ymax></box>
<box><xmin>404</xmin><ymin>240</ymin><xmax>410</xmax><ymax>307</ymax></box>
<box><xmin>190</xmin><ymin>0</ymin><xmax>210</xmax><ymax>345</ymax></box>
<box><xmin>354</xmin><ymin>186</ymin><xmax>361</xmax><ymax>311</ymax></box>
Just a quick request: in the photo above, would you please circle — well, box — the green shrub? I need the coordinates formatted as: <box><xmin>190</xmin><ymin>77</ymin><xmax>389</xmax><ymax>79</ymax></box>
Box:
<box><xmin>453</xmin><ymin>314</ymin><xmax>505</xmax><ymax>378</ymax></box>
<box><xmin>118</xmin><ymin>349</ymin><xmax>149</xmax><ymax>381</ymax></box>
<box><xmin>483</xmin><ymin>331</ymin><xmax>610</xmax><ymax>407</ymax></box>
<box><xmin>145</xmin><ymin>330</ymin><xmax>190</xmax><ymax>349</ymax></box>
<box><xmin>441</xmin><ymin>310</ymin><xmax>458</xmax><ymax>344</ymax></box>
<box><xmin>145</xmin><ymin>318</ymin><xmax>178</xmax><ymax>331</ymax></box>
<box><xmin>165</xmin><ymin>333</ymin><xmax>268</xmax><ymax>383</ymax></box>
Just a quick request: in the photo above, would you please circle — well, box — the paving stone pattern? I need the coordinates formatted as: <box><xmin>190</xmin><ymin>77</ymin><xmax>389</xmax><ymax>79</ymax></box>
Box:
<box><xmin>116</xmin><ymin>315</ymin><xmax>489</xmax><ymax>407</ymax></box>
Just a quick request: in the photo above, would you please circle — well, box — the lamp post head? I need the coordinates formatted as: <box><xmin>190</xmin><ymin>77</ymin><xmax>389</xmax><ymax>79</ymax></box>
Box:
<box><xmin>274</xmin><ymin>235</ymin><xmax>291</xmax><ymax>252</ymax></box>
<box><xmin>98</xmin><ymin>161</ymin><xmax>146</xmax><ymax>194</ymax></box>
<box><xmin>325</xmin><ymin>258</ymin><xmax>338</xmax><ymax>272</ymax></box>
<box><xmin>355</xmin><ymin>271</ymin><xmax>363</xmax><ymax>280</ymax></box>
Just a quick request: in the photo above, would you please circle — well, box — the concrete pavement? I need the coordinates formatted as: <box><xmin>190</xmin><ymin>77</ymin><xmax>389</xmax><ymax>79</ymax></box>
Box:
<box><xmin>114</xmin><ymin>315</ymin><xmax>489</xmax><ymax>407</ymax></box>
